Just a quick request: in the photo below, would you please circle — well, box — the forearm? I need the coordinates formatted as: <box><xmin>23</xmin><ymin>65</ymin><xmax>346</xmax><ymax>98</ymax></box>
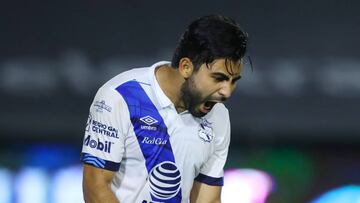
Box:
<box><xmin>190</xmin><ymin>181</ymin><xmax>222</xmax><ymax>203</ymax></box>
<box><xmin>191</xmin><ymin>200</ymin><xmax>220</xmax><ymax>203</ymax></box>
<box><xmin>83</xmin><ymin>183</ymin><xmax>119</xmax><ymax>203</ymax></box>
<box><xmin>190</xmin><ymin>196</ymin><xmax>221</xmax><ymax>203</ymax></box>
<box><xmin>83</xmin><ymin>164</ymin><xmax>120</xmax><ymax>203</ymax></box>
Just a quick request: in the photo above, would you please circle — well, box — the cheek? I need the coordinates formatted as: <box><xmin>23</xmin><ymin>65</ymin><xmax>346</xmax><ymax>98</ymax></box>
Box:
<box><xmin>195</xmin><ymin>75</ymin><xmax>216</xmax><ymax>90</ymax></box>
<box><xmin>190</xmin><ymin>73</ymin><xmax>218</xmax><ymax>97</ymax></box>
<box><xmin>186</xmin><ymin>78</ymin><xmax>202</xmax><ymax>98</ymax></box>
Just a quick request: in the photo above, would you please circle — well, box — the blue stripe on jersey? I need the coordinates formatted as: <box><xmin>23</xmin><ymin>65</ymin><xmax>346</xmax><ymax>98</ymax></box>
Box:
<box><xmin>81</xmin><ymin>153</ymin><xmax>120</xmax><ymax>171</ymax></box>
<box><xmin>116</xmin><ymin>80</ymin><xmax>182</xmax><ymax>202</ymax></box>
<box><xmin>195</xmin><ymin>173</ymin><xmax>224</xmax><ymax>186</ymax></box>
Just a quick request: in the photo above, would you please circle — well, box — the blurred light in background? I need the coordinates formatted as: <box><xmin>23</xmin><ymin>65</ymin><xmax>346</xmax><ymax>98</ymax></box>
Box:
<box><xmin>51</xmin><ymin>166</ymin><xmax>83</xmax><ymax>203</ymax></box>
<box><xmin>310</xmin><ymin>185</ymin><xmax>360</xmax><ymax>203</ymax></box>
<box><xmin>0</xmin><ymin>143</ymin><xmax>83</xmax><ymax>203</ymax></box>
<box><xmin>0</xmin><ymin>164</ymin><xmax>276</xmax><ymax>203</ymax></box>
<box><xmin>14</xmin><ymin>168</ymin><xmax>49</xmax><ymax>203</ymax></box>
<box><xmin>0</xmin><ymin>168</ymin><xmax>12</xmax><ymax>203</ymax></box>
<box><xmin>23</xmin><ymin>144</ymin><xmax>80</xmax><ymax>170</ymax></box>
<box><xmin>0</xmin><ymin>165</ymin><xmax>83</xmax><ymax>203</ymax></box>
<box><xmin>222</xmin><ymin>168</ymin><xmax>274</xmax><ymax>203</ymax></box>
<box><xmin>0</xmin><ymin>144</ymin><xmax>359</xmax><ymax>203</ymax></box>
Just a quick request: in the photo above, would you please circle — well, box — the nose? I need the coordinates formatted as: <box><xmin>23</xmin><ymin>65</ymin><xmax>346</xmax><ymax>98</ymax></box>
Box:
<box><xmin>218</xmin><ymin>82</ymin><xmax>233</xmax><ymax>99</ymax></box>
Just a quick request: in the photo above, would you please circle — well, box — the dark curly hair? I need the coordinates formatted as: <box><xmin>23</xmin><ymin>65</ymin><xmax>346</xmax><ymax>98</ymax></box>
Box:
<box><xmin>171</xmin><ymin>15</ymin><xmax>248</xmax><ymax>72</ymax></box>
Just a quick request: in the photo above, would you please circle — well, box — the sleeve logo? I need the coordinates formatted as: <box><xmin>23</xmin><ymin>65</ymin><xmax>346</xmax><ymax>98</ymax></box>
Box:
<box><xmin>94</xmin><ymin>100</ymin><xmax>112</xmax><ymax>113</ymax></box>
<box><xmin>91</xmin><ymin>120</ymin><xmax>119</xmax><ymax>139</ymax></box>
<box><xmin>83</xmin><ymin>135</ymin><xmax>113</xmax><ymax>153</ymax></box>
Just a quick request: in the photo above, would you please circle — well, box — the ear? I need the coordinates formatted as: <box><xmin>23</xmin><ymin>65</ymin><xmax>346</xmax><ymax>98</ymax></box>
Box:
<box><xmin>178</xmin><ymin>58</ymin><xmax>194</xmax><ymax>79</ymax></box>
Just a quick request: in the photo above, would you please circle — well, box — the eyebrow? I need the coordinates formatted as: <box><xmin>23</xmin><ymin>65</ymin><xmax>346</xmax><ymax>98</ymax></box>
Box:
<box><xmin>211</xmin><ymin>72</ymin><xmax>242</xmax><ymax>82</ymax></box>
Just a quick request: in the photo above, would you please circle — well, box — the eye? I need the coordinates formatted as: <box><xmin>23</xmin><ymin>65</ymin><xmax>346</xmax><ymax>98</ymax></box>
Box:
<box><xmin>231</xmin><ymin>76</ymin><xmax>242</xmax><ymax>84</ymax></box>
<box><xmin>231</xmin><ymin>79</ymin><xmax>239</xmax><ymax>85</ymax></box>
<box><xmin>212</xmin><ymin>75</ymin><xmax>227</xmax><ymax>82</ymax></box>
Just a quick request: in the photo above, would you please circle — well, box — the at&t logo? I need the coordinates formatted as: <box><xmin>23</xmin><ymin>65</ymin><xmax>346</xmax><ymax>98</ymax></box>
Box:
<box><xmin>148</xmin><ymin>161</ymin><xmax>181</xmax><ymax>200</ymax></box>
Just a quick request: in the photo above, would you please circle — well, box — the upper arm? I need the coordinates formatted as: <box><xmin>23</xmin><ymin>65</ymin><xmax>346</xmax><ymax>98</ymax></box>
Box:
<box><xmin>83</xmin><ymin>164</ymin><xmax>115</xmax><ymax>185</ymax></box>
<box><xmin>83</xmin><ymin>164</ymin><xmax>118</xmax><ymax>202</ymax></box>
<box><xmin>190</xmin><ymin>180</ymin><xmax>222</xmax><ymax>203</ymax></box>
<box><xmin>81</xmin><ymin>86</ymin><xmax>129</xmax><ymax>202</ymax></box>
<box><xmin>81</xmin><ymin>86</ymin><xmax>129</xmax><ymax>171</ymax></box>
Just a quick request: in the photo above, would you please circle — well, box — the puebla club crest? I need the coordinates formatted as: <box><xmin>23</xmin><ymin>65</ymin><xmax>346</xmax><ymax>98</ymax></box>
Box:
<box><xmin>198</xmin><ymin>118</ymin><xmax>214</xmax><ymax>142</ymax></box>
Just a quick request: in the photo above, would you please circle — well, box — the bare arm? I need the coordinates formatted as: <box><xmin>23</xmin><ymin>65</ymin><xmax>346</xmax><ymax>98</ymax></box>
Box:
<box><xmin>190</xmin><ymin>180</ymin><xmax>222</xmax><ymax>203</ymax></box>
<box><xmin>83</xmin><ymin>164</ymin><xmax>120</xmax><ymax>203</ymax></box>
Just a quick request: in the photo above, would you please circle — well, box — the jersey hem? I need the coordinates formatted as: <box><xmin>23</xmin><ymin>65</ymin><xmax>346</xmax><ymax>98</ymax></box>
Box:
<box><xmin>81</xmin><ymin>153</ymin><xmax>120</xmax><ymax>171</ymax></box>
<box><xmin>194</xmin><ymin>173</ymin><xmax>224</xmax><ymax>186</ymax></box>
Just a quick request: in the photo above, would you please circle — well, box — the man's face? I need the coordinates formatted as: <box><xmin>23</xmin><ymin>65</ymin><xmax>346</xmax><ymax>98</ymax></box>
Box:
<box><xmin>181</xmin><ymin>58</ymin><xmax>242</xmax><ymax>117</ymax></box>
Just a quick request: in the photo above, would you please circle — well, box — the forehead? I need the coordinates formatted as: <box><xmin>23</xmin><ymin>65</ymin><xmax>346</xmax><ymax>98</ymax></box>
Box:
<box><xmin>206</xmin><ymin>59</ymin><xmax>242</xmax><ymax>76</ymax></box>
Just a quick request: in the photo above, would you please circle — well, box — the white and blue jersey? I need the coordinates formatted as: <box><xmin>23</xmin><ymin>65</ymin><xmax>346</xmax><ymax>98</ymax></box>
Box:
<box><xmin>81</xmin><ymin>61</ymin><xmax>231</xmax><ymax>203</ymax></box>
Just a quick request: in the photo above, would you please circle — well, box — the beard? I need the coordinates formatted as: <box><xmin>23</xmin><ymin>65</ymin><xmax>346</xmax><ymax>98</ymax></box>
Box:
<box><xmin>180</xmin><ymin>77</ymin><xmax>206</xmax><ymax>117</ymax></box>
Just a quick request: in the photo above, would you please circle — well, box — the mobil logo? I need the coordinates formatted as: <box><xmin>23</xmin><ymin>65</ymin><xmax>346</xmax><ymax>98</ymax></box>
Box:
<box><xmin>83</xmin><ymin>135</ymin><xmax>113</xmax><ymax>153</ymax></box>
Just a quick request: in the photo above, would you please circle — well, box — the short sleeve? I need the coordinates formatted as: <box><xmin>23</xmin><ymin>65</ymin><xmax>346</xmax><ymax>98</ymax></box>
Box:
<box><xmin>195</xmin><ymin>105</ymin><xmax>231</xmax><ymax>186</ymax></box>
<box><xmin>81</xmin><ymin>85</ymin><xmax>130</xmax><ymax>171</ymax></box>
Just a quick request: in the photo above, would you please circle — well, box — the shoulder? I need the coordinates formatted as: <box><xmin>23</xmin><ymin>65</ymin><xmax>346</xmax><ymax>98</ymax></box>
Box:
<box><xmin>103</xmin><ymin>61</ymin><xmax>170</xmax><ymax>88</ymax></box>
<box><xmin>207</xmin><ymin>103</ymin><xmax>230</xmax><ymax>124</ymax></box>
<box><xmin>205</xmin><ymin>103</ymin><xmax>231</xmax><ymax>143</ymax></box>
<box><xmin>91</xmin><ymin>68</ymin><xmax>146</xmax><ymax>116</ymax></box>
<box><xmin>104</xmin><ymin>67</ymin><xmax>151</xmax><ymax>88</ymax></box>
<box><xmin>94</xmin><ymin>67</ymin><xmax>151</xmax><ymax>100</ymax></box>
<box><xmin>90</xmin><ymin>85</ymin><xmax>129</xmax><ymax>121</ymax></box>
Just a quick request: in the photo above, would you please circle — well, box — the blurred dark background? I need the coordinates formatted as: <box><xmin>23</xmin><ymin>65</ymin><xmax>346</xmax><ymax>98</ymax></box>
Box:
<box><xmin>0</xmin><ymin>0</ymin><xmax>359</xmax><ymax>202</ymax></box>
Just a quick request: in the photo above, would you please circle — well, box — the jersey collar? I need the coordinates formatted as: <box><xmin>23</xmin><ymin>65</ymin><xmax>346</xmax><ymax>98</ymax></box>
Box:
<box><xmin>149</xmin><ymin>61</ymin><xmax>174</xmax><ymax>109</ymax></box>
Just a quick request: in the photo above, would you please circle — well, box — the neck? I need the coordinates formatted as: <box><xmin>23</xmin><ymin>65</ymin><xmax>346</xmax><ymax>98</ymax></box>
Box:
<box><xmin>155</xmin><ymin>65</ymin><xmax>186</xmax><ymax>113</ymax></box>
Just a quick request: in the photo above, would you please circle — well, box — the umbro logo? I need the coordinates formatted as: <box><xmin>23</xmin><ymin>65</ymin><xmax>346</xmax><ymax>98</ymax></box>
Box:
<box><xmin>139</xmin><ymin>115</ymin><xmax>158</xmax><ymax>131</ymax></box>
<box><xmin>140</xmin><ymin>115</ymin><xmax>158</xmax><ymax>126</ymax></box>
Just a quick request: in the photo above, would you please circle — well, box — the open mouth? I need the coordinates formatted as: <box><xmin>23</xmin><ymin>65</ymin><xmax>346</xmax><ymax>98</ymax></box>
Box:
<box><xmin>204</xmin><ymin>101</ymin><xmax>217</xmax><ymax>110</ymax></box>
<box><xmin>199</xmin><ymin>100</ymin><xmax>217</xmax><ymax>114</ymax></box>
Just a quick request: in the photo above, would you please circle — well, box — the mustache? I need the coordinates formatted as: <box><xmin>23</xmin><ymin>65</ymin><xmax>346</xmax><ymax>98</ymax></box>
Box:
<box><xmin>204</xmin><ymin>96</ymin><xmax>227</xmax><ymax>103</ymax></box>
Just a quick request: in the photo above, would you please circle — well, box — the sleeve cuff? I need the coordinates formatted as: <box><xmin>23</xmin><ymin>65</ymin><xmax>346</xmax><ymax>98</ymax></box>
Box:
<box><xmin>81</xmin><ymin>153</ymin><xmax>120</xmax><ymax>171</ymax></box>
<box><xmin>194</xmin><ymin>173</ymin><xmax>224</xmax><ymax>186</ymax></box>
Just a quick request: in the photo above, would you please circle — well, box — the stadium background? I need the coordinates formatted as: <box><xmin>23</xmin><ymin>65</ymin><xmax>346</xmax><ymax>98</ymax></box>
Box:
<box><xmin>0</xmin><ymin>0</ymin><xmax>359</xmax><ymax>202</ymax></box>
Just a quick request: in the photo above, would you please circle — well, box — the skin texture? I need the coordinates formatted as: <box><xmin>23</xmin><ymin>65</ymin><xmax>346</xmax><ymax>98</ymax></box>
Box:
<box><xmin>83</xmin><ymin>164</ymin><xmax>119</xmax><ymax>203</ymax></box>
<box><xmin>190</xmin><ymin>180</ymin><xmax>222</xmax><ymax>203</ymax></box>
<box><xmin>83</xmin><ymin>58</ymin><xmax>242</xmax><ymax>202</ymax></box>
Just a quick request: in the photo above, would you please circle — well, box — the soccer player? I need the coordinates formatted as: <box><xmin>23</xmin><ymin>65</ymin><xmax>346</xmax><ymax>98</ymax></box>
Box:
<box><xmin>81</xmin><ymin>15</ymin><xmax>248</xmax><ymax>203</ymax></box>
